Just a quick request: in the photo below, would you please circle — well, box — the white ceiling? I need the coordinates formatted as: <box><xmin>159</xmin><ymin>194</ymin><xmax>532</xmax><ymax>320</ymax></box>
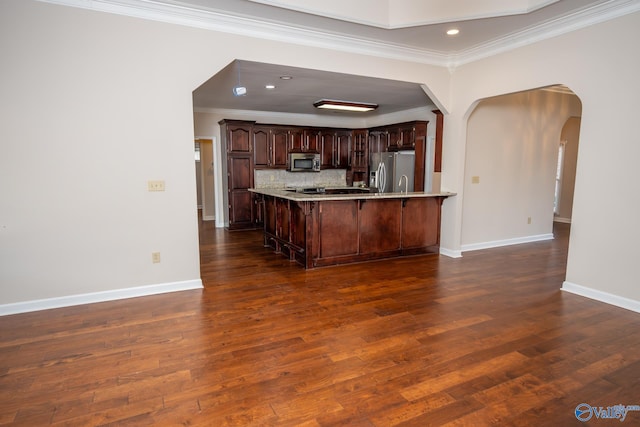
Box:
<box><xmin>45</xmin><ymin>0</ymin><xmax>637</xmax><ymax>116</ymax></box>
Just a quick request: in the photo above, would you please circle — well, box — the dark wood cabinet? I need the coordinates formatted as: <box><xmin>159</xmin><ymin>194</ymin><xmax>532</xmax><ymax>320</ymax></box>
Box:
<box><xmin>386</xmin><ymin>123</ymin><xmax>417</xmax><ymax>150</ymax></box>
<box><xmin>335</xmin><ymin>130</ymin><xmax>352</xmax><ymax>169</ymax></box>
<box><xmin>222</xmin><ymin>119</ymin><xmax>435</xmax><ymax>231</ymax></box>
<box><xmin>252</xmin><ymin>126</ymin><xmax>270</xmax><ymax>168</ymax></box>
<box><xmin>368</xmin><ymin>130</ymin><xmax>387</xmax><ymax>156</ymax></box>
<box><xmin>253</xmin><ymin>192</ymin><xmax>264</xmax><ymax>227</ymax></box>
<box><xmin>253</xmin><ymin>126</ymin><xmax>288</xmax><ymax>169</ymax></box>
<box><xmin>227</xmin><ymin>155</ymin><xmax>253</xmax><ymax>229</ymax></box>
<box><xmin>226</xmin><ymin>123</ymin><xmax>252</xmax><ymax>153</ymax></box>
<box><xmin>257</xmin><ymin>190</ymin><xmax>448</xmax><ymax>268</ymax></box>
<box><xmin>318</xmin><ymin>201</ymin><xmax>359</xmax><ymax>258</ymax></box>
<box><xmin>318</xmin><ymin>129</ymin><xmax>351</xmax><ymax>169</ymax></box>
<box><xmin>401</xmin><ymin>197</ymin><xmax>439</xmax><ymax>250</ymax></box>
<box><xmin>351</xmin><ymin>130</ymin><xmax>368</xmax><ymax>169</ymax></box>
<box><xmin>289</xmin><ymin>127</ymin><xmax>304</xmax><ymax>152</ymax></box>
<box><xmin>271</xmin><ymin>127</ymin><xmax>289</xmax><ymax>169</ymax></box>
<box><xmin>220</xmin><ymin>120</ymin><xmax>257</xmax><ymax>230</ymax></box>
<box><xmin>359</xmin><ymin>199</ymin><xmax>402</xmax><ymax>254</ymax></box>
<box><xmin>304</xmin><ymin>129</ymin><xmax>320</xmax><ymax>153</ymax></box>
<box><xmin>319</xmin><ymin>130</ymin><xmax>336</xmax><ymax>169</ymax></box>
<box><xmin>387</xmin><ymin>127</ymin><xmax>400</xmax><ymax>150</ymax></box>
<box><xmin>351</xmin><ymin>129</ymin><xmax>369</xmax><ymax>184</ymax></box>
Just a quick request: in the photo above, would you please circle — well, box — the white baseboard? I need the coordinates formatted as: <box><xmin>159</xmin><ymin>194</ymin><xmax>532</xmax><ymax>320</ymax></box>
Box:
<box><xmin>461</xmin><ymin>233</ymin><xmax>554</xmax><ymax>253</ymax></box>
<box><xmin>202</xmin><ymin>215</ymin><xmax>215</xmax><ymax>221</ymax></box>
<box><xmin>440</xmin><ymin>247</ymin><xmax>462</xmax><ymax>258</ymax></box>
<box><xmin>554</xmin><ymin>217</ymin><xmax>572</xmax><ymax>223</ymax></box>
<box><xmin>562</xmin><ymin>281</ymin><xmax>640</xmax><ymax>313</ymax></box>
<box><xmin>0</xmin><ymin>279</ymin><xmax>203</xmax><ymax>316</ymax></box>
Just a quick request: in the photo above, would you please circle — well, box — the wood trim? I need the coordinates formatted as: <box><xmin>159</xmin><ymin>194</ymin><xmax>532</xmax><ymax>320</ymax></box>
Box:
<box><xmin>432</xmin><ymin>109</ymin><xmax>443</xmax><ymax>173</ymax></box>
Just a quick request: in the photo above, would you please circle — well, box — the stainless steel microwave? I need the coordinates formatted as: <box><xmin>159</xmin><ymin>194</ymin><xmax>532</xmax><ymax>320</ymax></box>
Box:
<box><xmin>289</xmin><ymin>152</ymin><xmax>320</xmax><ymax>172</ymax></box>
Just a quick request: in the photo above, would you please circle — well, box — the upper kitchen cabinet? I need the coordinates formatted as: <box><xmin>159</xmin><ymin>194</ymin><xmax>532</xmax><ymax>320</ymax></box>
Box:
<box><xmin>368</xmin><ymin>130</ymin><xmax>388</xmax><ymax>155</ymax></box>
<box><xmin>387</xmin><ymin>122</ymin><xmax>424</xmax><ymax>150</ymax></box>
<box><xmin>319</xmin><ymin>129</ymin><xmax>336</xmax><ymax>169</ymax></box>
<box><xmin>319</xmin><ymin>129</ymin><xmax>351</xmax><ymax>169</ymax></box>
<box><xmin>352</xmin><ymin>129</ymin><xmax>369</xmax><ymax>184</ymax></box>
<box><xmin>252</xmin><ymin>126</ymin><xmax>270</xmax><ymax>168</ymax></box>
<box><xmin>224</xmin><ymin>120</ymin><xmax>254</xmax><ymax>153</ymax></box>
<box><xmin>335</xmin><ymin>130</ymin><xmax>352</xmax><ymax>169</ymax></box>
<box><xmin>351</xmin><ymin>129</ymin><xmax>368</xmax><ymax>170</ymax></box>
<box><xmin>253</xmin><ymin>125</ymin><xmax>289</xmax><ymax>169</ymax></box>
<box><xmin>304</xmin><ymin>129</ymin><xmax>321</xmax><ymax>153</ymax></box>
<box><xmin>288</xmin><ymin>127</ymin><xmax>304</xmax><ymax>152</ymax></box>
<box><xmin>289</xmin><ymin>127</ymin><xmax>322</xmax><ymax>153</ymax></box>
<box><xmin>270</xmin><ymin>127</ymin><xmax>289</xmax><ymax>169</ymax></box>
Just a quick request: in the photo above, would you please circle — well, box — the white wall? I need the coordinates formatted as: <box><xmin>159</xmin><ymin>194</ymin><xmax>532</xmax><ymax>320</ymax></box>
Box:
<box><xmin>442</xmin><ymin>11</ymin><xmax>640</xmax><ymax>305</ymax></box>
<box><xmin>461</xmin><ymin>90</ymin><xmax>581</xmax><ymax>249</ymax></box>
<box><xmin>0</xmin><ymin>0</ymin><xmax>450</xmax><ymax>309</ymax></box>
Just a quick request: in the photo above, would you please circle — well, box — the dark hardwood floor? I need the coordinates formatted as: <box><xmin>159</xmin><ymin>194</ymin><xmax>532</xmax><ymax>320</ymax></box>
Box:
<box><xmin>1</xmin><ymin>218</ymin><xmax>639</xmax><ymax>426</ymax></box>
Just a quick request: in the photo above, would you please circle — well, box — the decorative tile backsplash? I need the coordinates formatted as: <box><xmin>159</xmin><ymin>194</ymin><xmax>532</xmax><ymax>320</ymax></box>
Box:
<box><xmin>255</xmin><ymin>169</ymin><xmax>347</xmax><ymax>189</ymax></box>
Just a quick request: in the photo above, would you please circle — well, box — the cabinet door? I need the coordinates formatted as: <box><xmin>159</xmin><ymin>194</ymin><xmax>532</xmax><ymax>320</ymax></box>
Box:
<box><xmin>276</xmin><ymin>198</ymin><xmax>290</xmax><ymax>241</ymax></box>
<box><xmin>387</xmin><ymin>128</ymin><xmax>401</xmax><ymax>150</ymax></box>
<box><xmin>227</xmin><ymin>125</ymin><xmax>251</xmax><ymax>153</ymax></box>
<box><xmin>320</xmin><ymin>130</ymin><xmax>336</xmax><ymax>169</ymax></box>
<box><xmin>399</xmin><ymin>125</ymin><xmax>415</xmax><ymax>149</ymax></box>
<box><xmin>318</xmin><ymin>201</ymin><xmax>358</xmax><ymax>258</ymax></box>
<box><xmin>368</xmin><ymin>131</ymin><xmax>387</xmax><ymax>156</ymax></box>
<box><xmin>401</xmin><ymin>198</ymin><xmax>439</xmax><ymax>248</ymax></box>
<box><xmin>359</xmin><ymin>199</ymin><xmax>402</xmax><ymax>253</ymax></box>
<box><xmin>227</xmin><ymin>156</ymin><xmax>253</xmax><ymax>228</ymax></box>
<box><xmin>304</xmin><ymin>129</ymin><xmax>320</xmax><ymax>153</ymax></box>
<box><xmin>335</xmin><ymin>130</ymin><xmax>352</xmax><ymax>169</ymax></box>
<box><xmin>290</xmin><ymin>202</ymin><xmax>306</xmax><ymax>250</ymax></box>
<box><xmin>271</xmin><ymin>128</ymin><xmax>289</xmax><ymax>169</ymax></box>
<box><xmin>289</xmin><ymin>128</ymin><xmax>304</xmax><ymax>152</ymax></box>
<box><xmin>264</xmin><ymin>196</ymin><xmax>276</xmax><ymax>236</ymax></box>
<box><xmin>352</xmin><ymin>129</ymin><xmax>368</xmax><ymax>169</ymax></box>
<box><xmin>252</xmin><ymin>127</ymin><xmax>269</xmax><ymax>167</ymax></box>
<box><xmin>253</xmin><ymin>193</ymin><xmax>264</xmax><ymax>227</ymax></box>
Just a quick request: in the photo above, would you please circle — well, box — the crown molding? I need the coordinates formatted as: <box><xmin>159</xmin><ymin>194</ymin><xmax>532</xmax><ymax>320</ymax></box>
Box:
<box><xmin>448</xmin><ymin>0</ymin><xmax>640</xmax><ymax>67</ymax></box>
<box><xmin>38</xmin><ymin>0</ymin><xmax>640</xmax><ymax>69</ymax></box>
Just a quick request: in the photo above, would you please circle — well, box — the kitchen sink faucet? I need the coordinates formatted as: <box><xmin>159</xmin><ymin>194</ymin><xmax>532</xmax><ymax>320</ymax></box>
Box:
<box><xmin>399</xmin><ymin>175</ymin><xmax>408</xmax><ymax>193</ymax></box>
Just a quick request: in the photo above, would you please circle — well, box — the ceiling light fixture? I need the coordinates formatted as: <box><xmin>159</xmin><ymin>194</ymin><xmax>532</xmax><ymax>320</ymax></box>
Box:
<box><xmin>313</xmin><ymin>99</ymin><xmax>378</xmax><ymax>112</ymax></box>
<box><xmin>446</xmin><ymin>28</ymin><xmax>460</xmax><ymax>36</ymax></box>
<box><xmin>233</xmin><ymin>64</ymin><xmax>247</xmax><ymax>96</ymax></box>
<box><xmin>279</xmin><ymin>75</ymin><xmax>293</xmax><ymax>80</ymax></box>
<box><xmin>265</xmin><ymin>84</ymin><xmax>276</xmax><ymax>89</ymax></box>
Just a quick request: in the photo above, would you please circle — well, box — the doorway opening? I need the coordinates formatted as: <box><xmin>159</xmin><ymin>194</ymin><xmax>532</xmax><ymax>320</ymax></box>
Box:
<box><xmin>461</xmin><ymin>85</ymin><xmax>581</xmax><ymax>253</ymax></box>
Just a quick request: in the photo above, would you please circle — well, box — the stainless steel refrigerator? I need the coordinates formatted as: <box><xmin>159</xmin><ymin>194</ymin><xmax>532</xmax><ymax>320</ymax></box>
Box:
<box><xmin>369</xmin><ymin>151</ymin><xmax>415</xmax><ymax>193</ymax></box>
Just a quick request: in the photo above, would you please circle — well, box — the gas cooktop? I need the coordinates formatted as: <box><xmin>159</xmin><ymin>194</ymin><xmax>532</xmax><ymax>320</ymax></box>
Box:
<box><xmin>285</xmin><ymin>187</ymin><xmax>326</xmax><ymax>194</ymax></box>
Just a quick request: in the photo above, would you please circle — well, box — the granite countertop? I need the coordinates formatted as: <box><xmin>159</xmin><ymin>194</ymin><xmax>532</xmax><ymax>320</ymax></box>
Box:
<box><xmin>249</xmin><ymin>187</ymin><xmax>456</xmax><ymax>201</ymax></box>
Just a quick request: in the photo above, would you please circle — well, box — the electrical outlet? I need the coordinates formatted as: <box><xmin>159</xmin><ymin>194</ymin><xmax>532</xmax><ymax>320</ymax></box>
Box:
<box><xmin>471</xmin><ymin>176</ymin><xmax>480</xmax><ymax>184</ymax></box>
<box><xmin>152</xmin><ymin>252</ymin><xmax>161</xmax><ymax>263</ymax></box>
<box><xmin>148</xmin><ymin>180</ymin><xmax>165</xmax><ymax>192</ymax></box>
<box><xmin>527</xmin><ymin>217</ymin><xmax>532</xmax><ymax>224</ymax></box>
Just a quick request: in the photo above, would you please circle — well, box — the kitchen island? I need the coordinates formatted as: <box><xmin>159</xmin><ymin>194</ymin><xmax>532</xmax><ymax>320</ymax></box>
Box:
<box><xmin>249</xmin><ymin>188</ymin><xmax>453</xmax><ymax>269</ymax></box>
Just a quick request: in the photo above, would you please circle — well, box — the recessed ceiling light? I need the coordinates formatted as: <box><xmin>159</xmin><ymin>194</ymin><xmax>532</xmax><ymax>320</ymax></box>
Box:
<box><xmin>313</xmin><ymin>99</ymin><xmax>378</xmax><ymax>112</ymax></box>
<box><xmin>265</xmin><ymin>84</ymin><xmax>276</xmax><ymax>89</ymax></box>
<box><xmin>279</xmin><ymin>75</ymin><xmax>293</xmax><ymax>80</ymax></box>
<box><xmin>447</xmin><ymin>28</ymin><xmax>460</xmax><ymax>36</ymax></box>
